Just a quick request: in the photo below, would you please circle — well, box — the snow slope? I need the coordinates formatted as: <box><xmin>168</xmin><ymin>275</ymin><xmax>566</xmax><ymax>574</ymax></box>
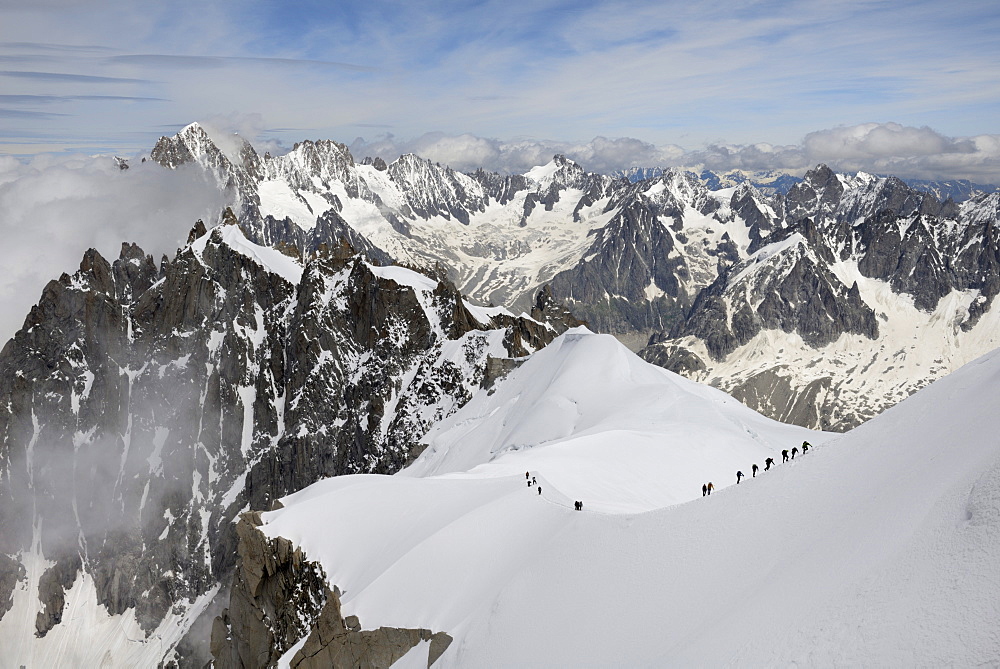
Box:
<box><xmin>260</xmin><ymin>331</ymin><xmax>1000</xmax><ymax>667</ymax></box>
<box><xmin>405</xmin><ymin>328</ymin><xmax>816</xmax><ymax>510</ymax></box>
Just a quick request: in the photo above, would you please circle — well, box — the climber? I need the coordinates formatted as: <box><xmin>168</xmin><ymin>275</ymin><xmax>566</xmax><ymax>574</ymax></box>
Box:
<box><xmin>802</xmin><ymin>441</ymin><xmax>810</xmax><ymax>454</ymax></box>
<box><xmin>781</xmin><ymin>449</ymin><xmax>789</xmax><ymax>463</ymax></box>
<box><xmin>791</xmin><ymin>446</ymin><xmax>799</xmax><ymax>459</ymax></box>
<box><xmin>764</xmin><ymin>457</ymin><xmax>774</xmax><ymax>471</ymax></box>
<box><xmin>538</xmin><ymin>486</ymin><xmax>542</xmax><ymax>496</ymax></box>
<box><xmin>736</xmin><ymin>470</ymin><xmax>744</xmax><ymax>484</ymax></box>
<box><xmin>752</xmin><ymin>463</ymin><xmax>759</xmax><ymax>477</ymax></box>
<box><xmin>706</xmin><ymin>482</ymin><xmax>714</xmax><ymax>495</ymax></box>
<box><xmin>702</xmin><ymin>483</ymin><xmax>708</xmax><ymax>497</ymax></box>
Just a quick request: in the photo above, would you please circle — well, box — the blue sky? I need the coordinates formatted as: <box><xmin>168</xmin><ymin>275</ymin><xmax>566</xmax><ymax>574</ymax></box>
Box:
<box><xmin>1</xmin><ymin>0</ymin><xmax>999</xmax><ymax>178</ymax></box>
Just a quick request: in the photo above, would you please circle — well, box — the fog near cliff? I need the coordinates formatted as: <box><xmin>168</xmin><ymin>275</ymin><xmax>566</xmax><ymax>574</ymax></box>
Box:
<box><xmin>0</xmin><ymin>154</ymin><xmax>227</xmax><ymax>347</ymax></box>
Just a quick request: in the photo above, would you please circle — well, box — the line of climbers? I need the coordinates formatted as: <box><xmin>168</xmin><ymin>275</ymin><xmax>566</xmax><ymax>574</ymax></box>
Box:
<box><xmin>705</xmin><ymin>440</ymin><xmax>811</xmax><ymax>497</ymax></box>
<box><xmin>525</xmin><ymin>440</ymin><xmax>815</xmax><ymax>508</ymax></box>
<box><xmin>526</xmin><ymin>471</ymin><xmax>583</xmax><ymax>510</ymax></box>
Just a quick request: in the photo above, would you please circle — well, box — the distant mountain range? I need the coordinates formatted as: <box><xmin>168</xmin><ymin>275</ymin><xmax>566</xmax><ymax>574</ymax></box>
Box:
<box><xmin>616</xmin><ymin>165</ymin><xmax>1000</xmax><ymax>203</ymax></box>
<box><xmin>139</xmin><ymin>124</ymin><xmax>1000</xmax><ymax>430</ymax></box>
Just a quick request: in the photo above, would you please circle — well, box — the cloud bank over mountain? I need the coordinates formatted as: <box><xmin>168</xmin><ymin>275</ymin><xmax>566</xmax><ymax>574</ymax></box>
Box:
<box><xmin>347</xmin><ymin>122</ymin><xmax>1000</xmax><ymax>182</ymax></box>
<box><xmin>0</xmin><ymin>153</ymin><xmax>226</xmax><ymax>344</ymax></box>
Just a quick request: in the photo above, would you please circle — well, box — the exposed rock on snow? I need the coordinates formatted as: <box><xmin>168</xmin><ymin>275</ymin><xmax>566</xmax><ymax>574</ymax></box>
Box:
<box><xmin>212</xmin><ymin>511</ymin><xmax>452</xmax><ymax>669</ymax></box>
<box><xmin>150</xmin><ymin>126</ymin><xmax>1000</xmax><ymax>430</ymax></box>
<box><xmin>0</xmin><ymin>215</ymin><xmax>567</xmax><ymax>666</ymax></box>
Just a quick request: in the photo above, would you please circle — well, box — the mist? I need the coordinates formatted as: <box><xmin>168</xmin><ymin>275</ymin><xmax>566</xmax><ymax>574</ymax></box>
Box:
<box><xmin>0</xmin><ymin>154</ymin><xmax>227</xmax><ymax>346</ymax></box>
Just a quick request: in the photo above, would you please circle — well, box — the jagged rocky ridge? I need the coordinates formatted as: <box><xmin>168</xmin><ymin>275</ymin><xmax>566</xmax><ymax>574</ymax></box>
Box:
<box><xmin>148</xmin><ymin>125</ymin><xmax>1000</xmax><ymax>430</ymax></box>
<box><xmin>643</xmin><ymin>166</ymin><xmax>1000</xmax><ymax>429</ymax></box>
<box><xmin>0</xmin><ymin>212</ymin><xmax>573</xmax><ymax>666</ymax></box>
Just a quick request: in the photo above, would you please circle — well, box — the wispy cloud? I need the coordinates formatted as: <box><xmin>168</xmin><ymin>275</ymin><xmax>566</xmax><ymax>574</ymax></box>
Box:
<box><xmin>0</xmin><ymin>94</ymin><xmax>166</xmax><ymax>104</ymax></box>
<box><xmin>0</xmin><ymin>108</ymin><xmax>69</xmax><ymax>119</ymax></box>
<box><xmin>0</xmin><ymin>0</ymin><xmax>996</xmax><ymax>177</ymax></box>
<box><xmin>0</xmin><ymin>70</ymin><xmax>151</xmax><ymax>84</ymax></box>
<box><xmin>0</xmin><ymin>41</ymin><xmax>117</xmax><ymax>53</ymax></box>
<box><xmin>106</xmin><ymin>53</ymin><xmax>377</xmax><ymax>72</ymax></box>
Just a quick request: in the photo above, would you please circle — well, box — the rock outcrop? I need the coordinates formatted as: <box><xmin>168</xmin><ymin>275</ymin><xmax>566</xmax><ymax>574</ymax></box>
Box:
<box><xmin>212</xmin><ymin>512</ymin><xmax>452</xmax><ymax>669</ymax></box>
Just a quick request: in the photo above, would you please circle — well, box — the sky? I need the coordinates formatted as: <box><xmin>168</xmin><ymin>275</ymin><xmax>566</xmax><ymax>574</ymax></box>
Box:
<box><xmin>0</xmin><ymin>0</ymin><xmax>999</xmax><ymax>180</ymax></box>
<box><xmin>0</xmin><ymin>0</ymin><xmax>999</xmax><ymax>345</ymax></box>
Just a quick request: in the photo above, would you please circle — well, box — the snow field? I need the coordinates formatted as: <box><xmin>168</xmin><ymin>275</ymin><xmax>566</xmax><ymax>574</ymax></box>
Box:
<box><xmin>261</xmin><ymin>332</ymin><xmax>1000</xmax><ymax>667</ymax></box>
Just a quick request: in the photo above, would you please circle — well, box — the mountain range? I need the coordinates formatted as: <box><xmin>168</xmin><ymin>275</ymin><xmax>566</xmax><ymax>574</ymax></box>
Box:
<box><xmin>0</xmin><ymin>122</ymin><xmax>998</xmax><ymax>666</ymax></box>
<box><xmin>148</xmin><ymin>124</ymin><xmax>1000</xmax><ymax>429</ymax></box>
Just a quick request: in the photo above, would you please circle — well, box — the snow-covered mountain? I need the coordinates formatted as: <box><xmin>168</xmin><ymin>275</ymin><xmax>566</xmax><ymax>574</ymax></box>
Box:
<box><xmin>0</xmin><ymin>213</ymin><xmax>574</xmax><ymax>666</ymax></box>
<box><xmin>901</xmin><ymin>176</ymin><xmax>1000</xmax><ymax>202</ymax></box>
<box><xmin>616</xmin><ymin>166</ymin><xmax>802</xmax><ymax>196</ymax></box>
<box><xmin>211</xmin><ymin>329</ymin><xmax>821</xmax><ymax>666</ymax></box>
<box><xmin>148</xmin><ymin>124</ymin><xmax>751</xmax><ymax>342</ymax></box>
<box><xmin>146</xmin><ymin>125</ymin><xmax>1000</xmax><ymax>430</ymax></box>
<box><xmin>643</xmin><ymin>165</ymin><xmax>1000</xmax><ymax>429</ymax></box>
<box><xmin>224</xmin><ymin>329</ymin><xmax>1000</xmax><ymax>667</ymax></box>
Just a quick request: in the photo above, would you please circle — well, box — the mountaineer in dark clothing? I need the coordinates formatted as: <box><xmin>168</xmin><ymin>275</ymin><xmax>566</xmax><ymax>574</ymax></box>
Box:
<box><xmin>736</xmin><ymin>471</ymin><xmax>744</xmax><ymax>484</ymax></box>
<box><xmin>706</xmin><ymin>482</ymin><xmax>714</xmax><ymax>495</ymax></box>
<box><xmin>791</xmin><ymin>446</ymin><xmax>799</xmax><ymax>459</ymax></box>
<box><xmin>781</xmin><ymin>449</ymin><xmax>789</xmax><ymax>463</ymax></box>
<box><xmin>802</xmin><ymin>441</ymin><xmax>810</xmax><ymax>454</ymax></box>
<box><xmin>752</xmin><ymin>463</ymin><xmax>759</xmax><ymax>477</ymax></box>
<box><xmin>764</xmin><ymin>457</ymin><xmax>774</xmax><ymax>471</ymax></box>
<box><xmin>702</xmin><ymin>483</ymin><xmax>708</xmax><ymax>497</ymax></box>
<box><xmin>538</xmin><ymin>486</ymin><xmax>542</xmax><ymax>495</ymax></box>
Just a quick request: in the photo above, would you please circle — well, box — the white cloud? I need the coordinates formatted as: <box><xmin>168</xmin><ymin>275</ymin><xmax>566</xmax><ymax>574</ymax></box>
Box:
<box><xmin>200</xmin><ymin>112</ymin><xmax>268</xmax><ymax>160</ymax></box>
<box><xmin>0</xmin><ymin>154</ymin><xmax>226</xmax><ymax>345</ymax></box>
<box><xmin>346</xmin><ymin>123</ymin><xmax>1000</xmax><ymax>183</ymax></box>
<box><xmin>802</xmin><ymin>123</ymin><xmax>973</xmax><ymax>161</ymax></box>
<box><xmin>349</xmin><ymin>133</ymin><xmax>686</xmax><ymax>175</ymax></box>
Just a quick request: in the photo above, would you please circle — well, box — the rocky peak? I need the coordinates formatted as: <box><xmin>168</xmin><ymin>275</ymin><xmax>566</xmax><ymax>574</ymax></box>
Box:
<box><xmin>530</xmin><ymin>284</ymin><xmax>586</xmax><ymax>334</ymax></box>
<box><xmin>275</xmin><ymin>139</ymin><xmax>356</xmax><ymax>183</ymax></box>
<box><xmin>783</xmin><ymin>163</ymin><xmax>845</xmax><ymax>223</ymax></box>
<box><xmin>525</xmin><ymin>154</ymin><xmax>591</xmax><ymax>192</ymax></box>
<box><xmin>386</xmin><ymin>154</ymin><xmax>486</xmax><ymax>224</ymax></box>
<box><xmin>151</xmin><ymin>122</ymin><xmax>223</xmax><ymax>169</ymax></box>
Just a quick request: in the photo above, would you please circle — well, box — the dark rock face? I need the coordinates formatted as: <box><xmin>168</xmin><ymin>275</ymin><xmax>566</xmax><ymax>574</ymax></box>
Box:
<box><xmin>35</xmin><ymin>555</ymin><xmax>82</xmax><ymax>636</ymax></box>
<box><xmin>549</xmin><ymin>199</ymin><xmax>689</xmax><ymax>336</ymax></box>
<box><xmin>640</xmin><ymin>166</ymin><xmax>1000</xmax><ymax>430</ymax></box>
<box><xmin>637</xmin><ymin>343</ymin><xmax>706</xmax><ymax>376</ymax></box>
<box><xmin>531</xmin><ymin>284</ymin><xmax>587</xmax><ymax>334</ymax></box>
<box><xmin>211</xmin><ymin>512</ymin><xmax>329</xmax><ymax>668</ymax></box>
<box><xmin>0</xmin><ymin>554</ymin><xmax>24</xmax><ymax>620</ymax></box>
<box><xmin>0</xmin><ymin>220</ymin><xmax>565</xmax><ymax>662</ymax></box>
<box><xmin>212</xmin><ymin>513</ymin><xmax>452</xmax><ymax>669</ymax></box>
<box><xmin>783</xmin><ymin>164</ymin><xmax>844</xmax><ymax>224</ymax></box>
<box><xmin>289</xmin><ymin>592</ymin><xmax>452</xmax><ymax>669</ymax></box>
<box><xmin>725</xmin><ymin>370</ymin><xmax>833</xmax><ymax>430</ymax></box>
